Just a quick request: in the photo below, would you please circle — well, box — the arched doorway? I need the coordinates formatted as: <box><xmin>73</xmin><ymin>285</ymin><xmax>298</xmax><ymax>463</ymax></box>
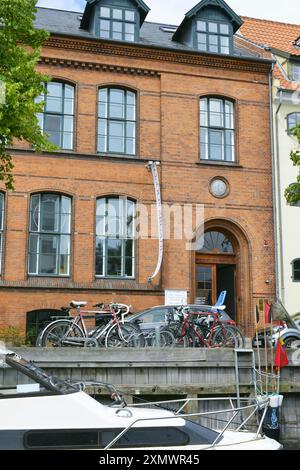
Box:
<box><xmin>192</xmin><ymin>219</ymin><xmax>252</xmax><ymax>330</ymax></box>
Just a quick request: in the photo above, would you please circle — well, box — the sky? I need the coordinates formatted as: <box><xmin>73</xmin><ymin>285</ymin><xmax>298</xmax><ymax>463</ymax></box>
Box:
<box><xmin>36</xmin><ymin>0</ymin><xmax>300</xmax><ymax>25</ymax></box>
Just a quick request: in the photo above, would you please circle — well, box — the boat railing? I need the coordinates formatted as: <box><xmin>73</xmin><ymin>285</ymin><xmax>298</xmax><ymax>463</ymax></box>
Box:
<box><xmin>104</xmin><ymin>396</ymin><xmax>270</xmax><ymax>450</ymax></box>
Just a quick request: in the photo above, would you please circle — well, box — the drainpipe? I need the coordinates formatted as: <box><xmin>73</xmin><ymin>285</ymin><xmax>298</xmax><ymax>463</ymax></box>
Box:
<box><xmin>273</xmin><ymin>83</ymin><xmax>284</xmax><ymax>303</ymax></box>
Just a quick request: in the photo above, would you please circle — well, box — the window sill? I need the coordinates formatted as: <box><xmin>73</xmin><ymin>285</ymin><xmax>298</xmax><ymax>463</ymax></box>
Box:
<box><xmin>95</xmin><ymin>276</ymin><xmax>135</xmax><ymax>280</ymax></box>
<box><xmin>197</xmin><ymin>160</ymin><xmax>242</xmax><ymax>168</ymax></box>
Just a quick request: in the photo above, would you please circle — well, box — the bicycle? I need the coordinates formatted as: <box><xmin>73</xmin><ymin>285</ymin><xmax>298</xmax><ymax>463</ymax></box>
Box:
<box><xmin>36</xmin><ymin>301</ymin><xmax>144</xmax><ymax>348</ymax></box>
<box><xmin>129</xmin><ymin>320</ymin><xmax>176</xmax><ymax>348</ymax></box>
<box><xmin>165</xmin><ymin>306</ymin><xmax>245</xmax><ymax>349</ymax></box>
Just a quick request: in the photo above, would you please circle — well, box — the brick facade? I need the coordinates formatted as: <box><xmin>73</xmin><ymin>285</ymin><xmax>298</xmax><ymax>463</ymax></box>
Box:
<box><xmin>0</xmin><ymin>30</ymin><xmax>276</xmax><ymax>335</ymax></box>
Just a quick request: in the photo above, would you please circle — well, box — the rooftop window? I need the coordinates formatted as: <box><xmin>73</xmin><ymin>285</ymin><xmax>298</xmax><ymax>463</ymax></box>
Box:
<box><xmin>196</xmin><ymin>20</ymin><xmax>232</xmax><ymax>54</ymax></box>
<box><xmin>99</xmin><ymin>6</ymin><xmax>136</xmax><ymax>42</ymax></box>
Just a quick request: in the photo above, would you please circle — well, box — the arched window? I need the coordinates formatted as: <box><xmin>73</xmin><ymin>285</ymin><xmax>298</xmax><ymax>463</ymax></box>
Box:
<box><xmin>0</xmin><ymin>193</ymin><xmax>4</xmax><ymax>274</ymax></box>
<box><xmin>37</xmin><ymin>82</ymin><xmax>75</xmax><ymax>150</ymax></box>
<box><xmin>98</xmin><ymin>88</ymin><xmax>136</xmax><ymax>155</ymax></box>
<box><xmin>96</xmin><ymin>196</ymin><xmax>135</xmax><ymax>278</ymax></box>
<box><xmin>292</xmin><ymin>259</ymin><xmax>300</xmax><ymax>282</ymax></box>
<box><xmin>287</xmin><ymin>113</ymin><xmax>300</xmax><ymax>133</ymax></box>
<box><xmin>28</xmin><ymin>193</ymin><xmax>72</xmax><ymax>276</ymax></box>
<box><xmin>198</xmin><ymin>231</ymin><xmax>234</xmax><ymax>254</ymax></box>
<box><xmin>200</xmin><ymin>97</ymin><xmax>235</xmax><ymax>162</ymax></box>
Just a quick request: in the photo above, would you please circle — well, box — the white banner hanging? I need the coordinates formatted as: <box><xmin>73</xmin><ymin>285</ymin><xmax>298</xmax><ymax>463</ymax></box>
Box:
<box><xmin>148</xmin><ymin>161</ymin><xmax>163</xmax><ymax>282</ymax></box>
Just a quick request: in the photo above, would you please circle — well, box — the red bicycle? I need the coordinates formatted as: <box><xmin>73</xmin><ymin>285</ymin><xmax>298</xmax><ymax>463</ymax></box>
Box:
<box><xmin>166</xmin><ymin>307</ymin><xmax>245</xmax><ymax>348</ymax></box>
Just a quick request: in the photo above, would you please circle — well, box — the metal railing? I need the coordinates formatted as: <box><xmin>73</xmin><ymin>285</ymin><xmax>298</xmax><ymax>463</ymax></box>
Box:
<box><xmin>104</xmin><ymin>396</ymin><xmax>270</xmax><ymax>450</ymax></box>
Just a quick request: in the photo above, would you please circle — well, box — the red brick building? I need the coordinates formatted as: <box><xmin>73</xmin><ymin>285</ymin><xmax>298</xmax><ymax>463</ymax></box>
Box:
<box><xmin>0</xmin><ymin>0</ymin><xmax>276</xmax><ymax>336</ymax></box>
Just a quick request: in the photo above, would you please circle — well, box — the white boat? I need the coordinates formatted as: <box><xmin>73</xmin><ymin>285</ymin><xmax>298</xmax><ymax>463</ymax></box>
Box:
<box><xmin>0</xmin><ymin>352</ymin><xmax>282</xmax><ymax>450</ymax></box>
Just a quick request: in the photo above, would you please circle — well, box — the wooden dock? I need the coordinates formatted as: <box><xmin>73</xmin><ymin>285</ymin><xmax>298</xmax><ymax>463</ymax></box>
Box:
<box><xmin>1</xmin><ymin>348</ymin><xmax>299</xmax><ymax>448</ymax></box>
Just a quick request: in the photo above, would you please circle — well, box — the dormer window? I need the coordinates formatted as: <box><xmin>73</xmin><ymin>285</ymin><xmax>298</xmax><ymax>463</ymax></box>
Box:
<box><xmin>173</xmin><ymin>1</ymin><xmax>242</xmax><ymax>56</ymax></box>
<box><xmin>196</xmin><ymin>20</ymin><xmax>231</xmax><ymax>54</ymax></box>
<box><xmin>99</xmin><ymin>6</ymin><xmax>136</xmax><ymax>42</ymax></box>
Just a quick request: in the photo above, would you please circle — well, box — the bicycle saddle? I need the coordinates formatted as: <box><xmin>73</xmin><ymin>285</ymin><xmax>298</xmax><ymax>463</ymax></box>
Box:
<box><xmin>70</xmin><ymin>300</ymin><xmax>87</xmax><ymax>308</ymax></box>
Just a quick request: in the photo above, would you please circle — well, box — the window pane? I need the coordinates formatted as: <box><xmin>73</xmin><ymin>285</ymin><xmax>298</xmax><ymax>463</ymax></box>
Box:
<box><xmin>60</xmin><ymin>196</ymin><xmax>71</xmax><ymax>234</ymax></box>
<box><xmin>112</xmin><ymin>23</ymin><xmax>122</xmax><ymax>39</ymax></box>
<box><xmin>293</xmin><ymin>260</ymin><xmax>300</xmax><ymax>281</ymax></box>
<box><xmin>220</xmin><ymin>24</ymin><xmax>230</xmax><ymax>34</ymax></box>
<box><xmin>44</xmin><ymin>115</ymin><xmax>62</xmax><ymax>147</ymax></box>
<box><xmin>28</xmin><ymin>234</ymin><xmax>38</xmax><ymax>274</ymax></box>
<box><xmin>100</xmin><ymin>20</ymin><xmax>110</xmax><ymax>32</ymax></box>
<box><xmin>126</xmin><ymin>122</ymin><xmax>136</xmax><ymax>154</ymax></box>
<box><xmin>107</xmin><ymin>257</ymin><xmax>122</xmax><ymax>276</ymax></box>
<box><xmin>59</xmin><ymin>235</ymin><xmax>70</xmax><ymax>275</ymax></box>
<box><xmin>125</xmin><ymin>10</ymin><xmax>135</xmax><ymax>22</ymax></box>
<box><xmin>109</xmin><ymin>90</ymin><xmax>124</xmax><ymax>119</ymax></box>
<box><xmin>288</xmin><ymin>113</ymin><xmax>300</xmax><ymax>130</ymax></box>
<box><xmin>30</xmin><ymin>194</ymin><xmax>40</xmax><ymax>232</ymax></box>
<box><xmin>221</xmin><ymin>36</ymin><xmax>229</xmax><ymax>47</ymax></box>
<box><xmin>99</xmin><ymin>89</ymin><xmax>108</xmax><ymax>118</ymax></box>
<box><xmin>64</xmin><ymin>98</ymin><xmax>74</xmax><ymax>115</ymax></box>
<box><xmin>208</xmin><ymin>22</ymin><xmax>218</xmax><ymax>33</ymax></box>
<box><xmin>40</xmin><ymin>195</ymin><xmax>60</xmax><ymax>232</ymax></box>
<box><xmin>126</xmin><ymin>201</ymin><xmax>135</xmax><ymax>237</ymax></box>
<box><xmin>100</xmin><ymin>7</ymin><xmax>110</xmax><ymax>18</ymax></box>
<box><xmin>125</xmin><ymin>23</ymin><xmax>134</xmax><ymax>35</ymax></box>
<box><xmin>108</xmin><ymin>121</ymin><xmax>125</xmax><ymax>153</ymax></box>
<box><xmin>197</xmin><ymin>33</ymin><xmax>207</xmax><ymax>51</ymax></box>
<box><xmin>200</xmin><ymin>98</ymin><xmax>208</xmax><ymax>126</ymax></box>
<box><xmin>209</xmin><ymin>99</ymin><xmax>223</xmax><ymax>127</ymax></box>
<box><xmin>100</xmin><ymin>29</ymin><xmax>110</xmax><ymax>39</ymax></box>
<box><xmin>63</xmin><ymin>116</ymin><xmax>73</xmax><ymax>133</ymax></box>
<box><xmin>46</xmin><ymin>84</ymin><xmax>63</xmax><ymax>113</ymax></box>
<box><xmin>225</xmin><ymin>101</ymin><xmax>234</xmax><ymax>128</ymax></box>
<box><xmin>200</xmin><ymin>128</ymin><xmax>208</xmax><ymax>160</ymax></box>
<box><xmin>209</xmin><ymin>129</ymin><xmax>223</xmax><ymax>160</ymax></box>
<box><xmin>65</xmin><ymin>85</ymin><xmax>74</xmax><ymax>100</ymax></box>
<box><xmin>209</xmin><ymin>35</ymin><xmax>218</xmax><ymax>46</ymax></box>
<box><xmin>107</xmin><ymin>240</ymin><xmax>122</xmax><ymax>276</ymax></box>
<box><xmin>125</xmin><ymin>256</ymin><xmax>133</xmax><ymax>277</ymax></box>
<box><xmin>197</xmin><ymin>21</ymin><xmax>206</xmax><ymax>32</ymax></box>
<box><xmin>113</xmin><ymin>9</ymin><xmax>122</xmax><ymax>20</ymax></box>
<box><xmin>125</xmin><ymin>33</ymin><xmax>135</xmax><ymax>42</ymax></box>
<box><xmin>108</xmin><ymin>239</ymin><xmax>122</xmax><ymax>257</ymax></box>
<box><xmin>95</xmin><ymin>238</ymin><xmax>104</xmax><ymax>276</ymax></box>
<box><xmin>112</xmin><ymin>22</ymin><xmax>122</xmax><ymax>32</ymax></box>
<box><xmin>107</xmin><ymin>198</ymin><xmax>121</xmax><ymax>236</ymax></box>
<box><xmin>39</xmin><ymin>235</ymin><xmax>58</xmax><ymax>275</ymax></box>
<box><xmin>292</xmin><ymin>65</ymin><xmax>300</xmax><ymax>81</ymax></box>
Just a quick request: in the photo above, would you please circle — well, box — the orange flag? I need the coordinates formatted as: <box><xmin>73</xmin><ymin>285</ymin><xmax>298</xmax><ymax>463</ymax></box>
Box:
<box><xmin>274</xmin><ymin>338</ymin><xmax>289</xmax><ymax>369</ymax></box>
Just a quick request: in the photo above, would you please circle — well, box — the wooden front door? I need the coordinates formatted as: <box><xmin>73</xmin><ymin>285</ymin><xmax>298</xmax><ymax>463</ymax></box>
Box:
<box><xmin>195</xmin><ymin>264</ymin><xmax>216</xmax><ymax>305</ymax></box>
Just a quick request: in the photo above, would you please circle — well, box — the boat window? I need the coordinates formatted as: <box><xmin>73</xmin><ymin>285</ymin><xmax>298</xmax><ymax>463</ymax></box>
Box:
<box><xmin>101</xmin><ymin>427</ymin><xmax>189</xmax><ymax>448</ymax></box>
<box><xmin>24</xmin><ymin>430</ymin><xmax>99</xmax><ymax>449</ymax></box>
<box><xmin>184</xmin><ymin>420</ymin><xmax>222</xmax><ymax>445</ymax></box>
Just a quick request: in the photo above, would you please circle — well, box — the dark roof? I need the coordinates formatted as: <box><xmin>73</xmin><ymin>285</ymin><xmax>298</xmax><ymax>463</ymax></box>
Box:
<box><xmin>35</xmin><ymin>7</ymin><xmax>270</xmax><ymax>61</ymax></box>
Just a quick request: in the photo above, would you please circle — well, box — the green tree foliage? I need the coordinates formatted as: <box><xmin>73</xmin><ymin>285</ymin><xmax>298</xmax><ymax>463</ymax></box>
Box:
<box><xmin>0</xmin><ymin>0</ymin><xmax>53</xmax><ymax>190</ymax></box>
<box><xmin>285</xmin><ymin>124</ymin><xmax>300</xmax><ymax>205</ymax></box>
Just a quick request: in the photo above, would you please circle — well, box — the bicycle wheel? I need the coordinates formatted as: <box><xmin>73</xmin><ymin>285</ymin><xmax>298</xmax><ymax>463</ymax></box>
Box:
<box><xmin>148</xmin><ymin>328</ymin><xmax>176</xmax><ymax>348</ymax></box>
<box><xmin>227</xmin><ymin>326</ymin><xmax>245</xmax><ymax>349</ymax></box>
<box><xmin>105</xmin><ymin>324</ymin><xmax>144</xmax><ymax>348</ymax></box>
<box><xmin>38</xmin><ymin>320</ymin><xmax>84</xmax><ymax>348</ymax></box>
<box><xmin>211</xmin><ymin>325</ymin><xmax>240</xmax><ymax>348</ymax></box>
<box><xmin>159</xmin><ymin>329</ymin><xmax>176</xmax><ymax>347</ymax></box>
